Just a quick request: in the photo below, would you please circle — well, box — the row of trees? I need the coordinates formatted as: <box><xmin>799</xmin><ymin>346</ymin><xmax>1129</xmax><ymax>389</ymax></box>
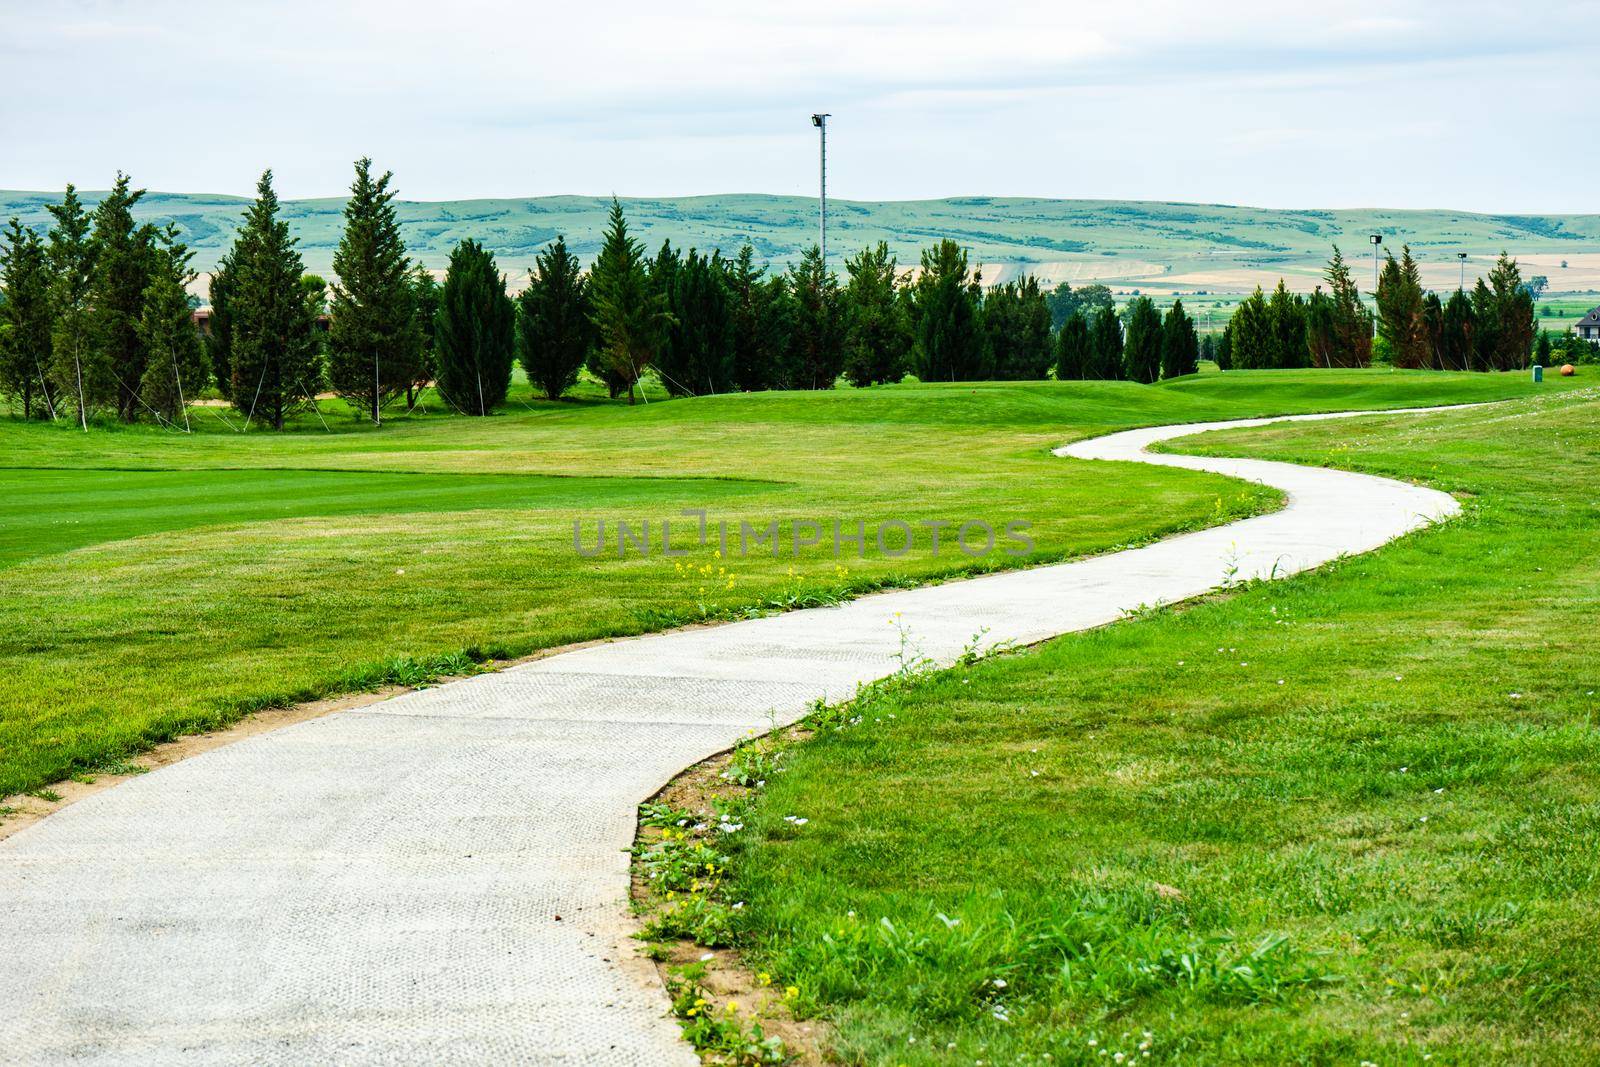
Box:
<box><xmin>1219</xmin><ymin>245</ymin><xmax>1540</xmax><ymax>372</ymax></box>
<box><xmin>0</xmin><ymin>176</ymin><xmax>205</xmax><ymax>427</ymax></box>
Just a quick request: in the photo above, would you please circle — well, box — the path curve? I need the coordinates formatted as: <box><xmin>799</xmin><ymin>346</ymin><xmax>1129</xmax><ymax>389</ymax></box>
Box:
<box><xmin>0</xmin><ymin>407</ymin><xmax>1461</xmax><ymax>1064</ymax></box>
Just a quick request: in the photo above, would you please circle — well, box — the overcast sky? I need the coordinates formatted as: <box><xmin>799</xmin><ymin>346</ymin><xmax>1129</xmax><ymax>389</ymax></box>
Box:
<box><xmin>3</xmin><ymin>1</ymin><xmax>1596</xmax><ymax>212</ymax></box>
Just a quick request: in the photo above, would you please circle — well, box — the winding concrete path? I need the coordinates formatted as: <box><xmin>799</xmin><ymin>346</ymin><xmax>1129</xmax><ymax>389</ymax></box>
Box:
<box><xmin>1</xmin><ymin>408</ymin><xmax>1460</xmax><ymax>1064</ymax></box>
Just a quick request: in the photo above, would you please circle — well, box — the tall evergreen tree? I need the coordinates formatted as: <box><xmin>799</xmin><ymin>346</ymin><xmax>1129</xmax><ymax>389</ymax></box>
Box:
<box><xmin>0</xmin><ymin>219</ymin><xmax>56</xmax><ymax>419</ymax></box>
<box><xmin>784</xmin><ymin>245</ymin><xmax>843</xmax><ymax>389</ymax></box>
<box><xmin>1159</xmin><ymin>299</ymin><xmax>1200</xmax><ymax>379</ymax></box>
<box><xmin>136</xmin><ymin>226</ymin><xmax>209</xmax><ymax>428</ymax></box>
<box><xmin>1120</xmin><ymin>296</ymin><xmax>1163</xmax><ymax>383</ymax></box>
<box><xmin>91</xmin><ymin>173</ymin><xmax>161</xmax><ymax>421</ymax></box>
<box><xmin>1469</xmin><ymin>278</ymin><xmax>1499</xmax><ymax>372</ymax></box>
<box><xmin>1228</xmin><ymin>287</ymin><xmax>1273</xmax><ymax>369</ymax></box>
<box><xmin>1216</xmin><ymin>321</ymin><xmax>1234</xmax><ymax>370</ymax></box>
<box><xmin>46</xmin><ymin>185</ymin><xmax>104</xmax><ymax>429</ymax></box>
<box><xmin>1321</xmin><ymin>245</ymin><xmax>1372</xmax><ymax>368</ymax></box>
<box><xmin>841</xmin><ymin>241</ymin><xmax>912</xmax><ymax>387</ymax></box>
<box><xmin>911</xmin><ymin>239</ymin><xmax>986</xmax><ymax>381</ymax></box>
<box><xmin>1420</xmin><ymin>291</ymin><xmax>1444</xmax><ymax>370</ymax></box>
<box><xmin>726</xmin><ymin>245</ymin><xmax>785</xmax><ymax>391</ymax></box>
<box><xmin>1439</xmin><ymin>289</ymin><xmax>1474</xmax><ymax>372</ymax></box>
<box><xmin>409</xmin><ymin>264</ymin><xmax>440</xmax><ymax>406</ymax></box>
<box><xmin>205</xmin><ymin>251</ymin><xmax>236</xmax><ymax>401</ymax></box>
<box><xmin>1054</xmin><ymin>311</ymin><xmax>1091</xmax><ymax>380</ymax></box>
<box><xmin>228</xmin><ymin>170</ymin><xmax>322</xmax><ymax>429</ymax></box>
<box><xmin>1088</xmin><ymin>303</ymin><xmax>1124</xmax><ymax>380</ymax></box>
<box><xmin>1376</xmin><ymin>245</ymin><xmax>1428</xmax><ymax>368</ymax></box>
<box><xmin>434</xmin><ymin>238</ymin><xmax>514</xmax><ymax>415</ymax></box>
<box><xmin>1483</xmin><ymin>252</ymin><xmax>1535</xmax><ymax>371</ymax></box>
<box><xmin>515</xmin><ymin>235</ymin><xmax>593</xmax><ymax>400</ymax></box>
<box><xmin>657</xmin><ymin>248</ymin><xmax>735</xmax><ymax>396</ymax></box>
<box><xmin>587</xmin><ymin>198</ymin><xmax>666</xmax><ymax>404</ymax></box>
<box><xmin>984</xmin><ymin>275</ymin><xmax>1052</xmax><ymax>380</ymax></box>
<box><xmin>327</xmin><ymin>158</ymin><xmax>423</xmax><ymax>423</ymax></box>
<box><xmin>1265</xmin><ymin>280</ymin><xmax>1308</xmax><ymax>368</ymax></box>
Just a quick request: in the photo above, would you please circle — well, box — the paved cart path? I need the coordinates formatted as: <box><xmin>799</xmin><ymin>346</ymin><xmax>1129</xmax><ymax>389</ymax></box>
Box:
<box><xmin>0</xmin><ymin>408</ymin><xmax>1460</xmax><ymax>1065</ymax></box>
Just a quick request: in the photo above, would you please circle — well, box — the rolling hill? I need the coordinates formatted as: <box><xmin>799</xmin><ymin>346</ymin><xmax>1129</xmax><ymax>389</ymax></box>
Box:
<box><xmin>3</xmin><ymin>190</ymin><xmax>1598</xmax><ymax>296</ymax></box>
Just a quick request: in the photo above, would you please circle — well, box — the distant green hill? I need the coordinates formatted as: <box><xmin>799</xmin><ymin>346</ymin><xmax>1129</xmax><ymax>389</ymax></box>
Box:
<box><xmin>3</xmin><ymin>190</ymin><xmax>1597</xmax><ymax>295</ymax></box>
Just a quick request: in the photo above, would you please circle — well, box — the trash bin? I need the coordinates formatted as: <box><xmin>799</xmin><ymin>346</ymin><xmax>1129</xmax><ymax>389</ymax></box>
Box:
<box><xmin>1532</xmin><ymin>365</ymin><xmax>1544</xmax><ymax>382</ymax></box>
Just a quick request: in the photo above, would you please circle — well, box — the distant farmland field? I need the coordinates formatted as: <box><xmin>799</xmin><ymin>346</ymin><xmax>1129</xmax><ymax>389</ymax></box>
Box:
<box><xmin>4</xmin><ymin>190</ymin><xmax>1598</xmax><ymax>298</ymax></box>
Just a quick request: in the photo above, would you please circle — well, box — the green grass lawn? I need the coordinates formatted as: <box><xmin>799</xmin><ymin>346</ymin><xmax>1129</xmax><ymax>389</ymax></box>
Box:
<box><xmin>721</xmin><ymin>386</ymin><xmax>1600</xmax><ymax>1064</ymax></box>
<box><xmin>0</xmin><ymin>369</ymin><xmax>1579</xmax><ymax>798</ymax></box>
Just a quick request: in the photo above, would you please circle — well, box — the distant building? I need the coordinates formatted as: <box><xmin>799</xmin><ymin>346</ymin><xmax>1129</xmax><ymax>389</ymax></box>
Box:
<box><xmin>1575</xmin><ymin>307</ymin><xmax>1600</xmax><ymax>344</ymax></box>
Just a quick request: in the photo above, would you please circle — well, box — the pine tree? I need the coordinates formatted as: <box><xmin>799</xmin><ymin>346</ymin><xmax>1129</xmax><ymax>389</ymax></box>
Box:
<box><xmin>1088</xmin><ymin>304</ymin><xmax>1124</xmax><ymax>380</ymax></box>
<box><xmin>841</xmin><ymin>242</ymin><xmax>912</xmax><ymax>387</ymax></box>
<box><xmin>1421</xmin><ymin>291</ymin><xmax>1444</xmax><ymax>370</ymax></box>
<box><xmin>657</xmin><ymin>248</ymin><xmax>734</xmax><ymax>396</ymax></box>
<box><xmin>726</xmin><ymin>245</ymin><xmax>785</xmax><ymax>392</ymax></box>
<box><xmin>136</xmin><ymin>226</ymin><xmax>209</xmax><ymax>428</ymax></box>
<box><xmin>984</xmin><ymin>275</ymin><xmax>1052</xmax><ymax>380</ymax></box>
<box><xmin>785</xmin><ymin>245</ymin><xmax>843</xmax><ymax>389</ymax></box>
<box><xmin>1120</xmin><ymin>296</ymin><xmax>1162</xmax><ymax>384</ymax></box>
<box><xmin>911</xmin><ymin>240</ymin><xmax>986</xmax><ymax>381</ymax></box>
<box><xmin>1322</xmin><ymin>245</ymin><xmax>1372</xmax><ymax>368</ymax></box>
<box><xmin>1159</xmin><ymin>299</ymin><xmax>1200</xmax><ymax>379</ymax></box>
<box><xmin>587</xmin><ymin>198</ymin><xmax>666</xmax><ymax>404</ymax></box>
<box><xmin>46</xmin><ymin>185</ymin><xmax>104</xmax><ymax>429</ymax></box>
<box><xmin>1470</xmin><ymin>278</ymin><xmax>1498</xmax><ymax>372</ymax></box>
<box><xmin>409</xmin><ymin>264</ymin><xmax>440</xmax><ymax>406</ymax></box>
<box><xmin>1440</xmin><ymin>289</ymin><xmax>1474</xmax><ymax>372</ymax></box>
<box><xmin>228</xmin><ymin>170</ymin><xmax>322</xmax><ymax>430</ymax></box>
<box><xmin>327</xmin><ymin>158</ymin><xmax>423</xmax><ymax>423</ymax></box>
<box><xmin>1376</xmin><ymin>245</ymin><xmax>1427</xmax><ymax>368</ymax></box>
<box><xmin>1265</xmin><ymin>280</ymin><xmax>1308</xmax><ymax>368</ymax></box>
<box><xmin>1484</xmin><ymin>252</ymin><xmax>1535</xmax><ymax>371</ymax></box>
<box><xmin>434</xmin><ymin>238</ymin><xmax>514</xmax><ymax>415</ymax></box>
<box><xmin>1216</xmin><ymin>321</ymin><xmax>1234</xmax><ymax>370</ymax></box>
<box><xmin>0</xmin><ymin>218</ymin><xmax>56</xmax><ymax>419</ymax></box>
<box><xmin>205</xmin><ymin>251</ymin><xmax>236</xmax><ymax>401</ymax></box>
<box><xmin>91</xmin><ymin>173</ymin><xmax>161</xmax><ymax>421</ymax></box>
<box><xmin>1228</xmin><ymin>288</ymin><xmax>1272</xmax><ymax>369</ymax></box>
<box><xmin>1054</xmin><ymin>311</ymin><xmax>1091</xmax><ymax>380</ymax></box>
<box><xmin>515</xmin><ymin>235</ymin><xmax>593</xmax><ymax>400</ymax></box>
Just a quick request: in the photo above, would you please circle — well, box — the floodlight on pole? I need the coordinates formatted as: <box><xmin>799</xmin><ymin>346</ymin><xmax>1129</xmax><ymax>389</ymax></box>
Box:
<box><xmin>811</xmin><ymin>113</ymin><xmax>830</xmax><ymax>265</ymax></box>
<box><xmin>1369</xmin><ymin>234</ymin><xmax>1383</xmax><ymax>338</ymax></box>
<box><xmin>1457</xmin><ymin>252</ymin><xmax>1468</xmax><ymax>292</ymax></box>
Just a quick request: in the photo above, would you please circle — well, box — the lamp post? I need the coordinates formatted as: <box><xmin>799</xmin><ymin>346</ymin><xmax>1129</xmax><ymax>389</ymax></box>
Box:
<box><xmin>1457</xmin><ymin>252</ymin><xmax>1468</xmax><ymax>292</ymax></box>
<box><xmin>811</xmin><ymin>113</ymin><xmax>830</xmax><ymax>266</ymax></box>
<box><xmin>1369</xmin><ymin>233</ymin><xmax>1383</xmax><ymax>338</ymax></box>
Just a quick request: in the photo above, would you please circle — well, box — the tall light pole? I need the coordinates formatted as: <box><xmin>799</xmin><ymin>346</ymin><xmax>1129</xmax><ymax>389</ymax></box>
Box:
<box><xmin>811</xmin><ymin>113</ymin><xmax>830</xmax><ymax>265</ymax></box>
<box><xmin>1369</xmin><ymin>233</ymin><xmax>1383</xmax><ymax>338</ymax></box>
<box><xmin>1457</xmin><ymin>252</ymin><xmax>1468</xmax><ymax>292</ymax></box>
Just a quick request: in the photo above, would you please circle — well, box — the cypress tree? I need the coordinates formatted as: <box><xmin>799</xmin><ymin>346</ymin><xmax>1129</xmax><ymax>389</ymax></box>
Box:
<box><xmin>785</xmin><ymin>244</ymin><xmax>843</xmax><ymax>389</ymax></box>
<box><xmin>136</xmin><ymin>226</ymin><xmax>209</xmax><ymax>428</ymax></box>
<box><xmin>1088</xmin><ymin>303</ymin><xmax>1124</xmax><ymax>380</ymax></box>
<box><xmin>1159</xmin><ymin>299</ymin><xmax>1200</xmax><ymax>379</ymax></box>
<box><xmin>1216</xmin><ymin>321</ymin><xmax>1234</xmax><ymax>370</ymax></box>
<box><xmin>1322</xmin><ymin>246</ymin><xmax>1372</xmax><ymax>368</ymax></box>
<box><xmin>587</xmin><ymin>198</ymin><xmax>666</xmax><ymax>404</ymax></box>
<box><xmin>434</xmin><ymin>238</ymin><xmax>514</xmax><ymax>415</ymax></box>
<box><xmin>657</xmin><ymin>248</ymin><xmax>734</xmax><ymax>396</ymax></box>
<box><xmin>1470</xmin><ymin>278</ymin><xmax>1498</xmax><ymax>372</ymax></box>
<box><xmin>1228</xmin><ymin>288</ymin><xmax>1272</xmax><ymax>369</ymax></box>
<box><xmin>911</xmin><ymin>239</ymin><xmax>986</xmax><ymax>381</ymax></box>
<box><xmin>1485</xmin><ymin>252</ymin><xmax>1535</xmax><ymax>371</ymax></box>
<box><xmin>515</xmin><ymin>235</ymin><xmax>593</xmax><ymax>400</ymax></box>
<box><xmin>1440</xmin><ymin>289</ymin><xmax>1474</xmax><ymax>372</ymax></box>
<box><xmin>228</xmin><ymin>170</ymin><xmax>322</xmax><ymax>430</ymax></box>
<box><xmin>726</xmin><ymin>245</ymin><xmax>785</xmax><ymax>392</ymax></box>
<box><xmin>0</xmin><ymin>218</ymin><xmax>56</xmax><ymax>419</ymax></box>
<box><xmin>91</xmin><ymin>173</ymin><xmax>162</xmax><ymax>421</ymax></box>
<box><xmin>328</xmin><ymin>158</ymin><xmax>423</xmax><ymax>423</ymax></box>
<box><xmin>46</xmin><ymin>185</ymin><xmax>104</xmax><ymax>429</ymax></box>
<box><xmin>1120</xmin><ymin>296</ymin><xmax>1163</xmax><ymax>384</ymax></box>
<box><xmin>409</xmin><ymin>264</ymin><xmax>440</xmax><ymax>406</ymax></box>
<box><xmin>1265</xmin><ymin>280</ymin><xmax>1308</xmax><ymax>368</ymax></box>
<box><xmin>205</xmin><ymin>252</ymin><xmax>237</xmax><ymax>402</ymax></box>
<box><xmin>841</xmin><ymin>242</ymin><xmax>912</xmax><ymax>387</ymax></box>
<box><xmin>1421</xmin><ymin>291</ymin><xmax>1444</xmax><ymax>370</ymax></box>
<box><xmin>985</xmin><ymin>275</ymin><xmax>1052</xmax><ymax>380</ymax></box>
<box><xmin>1054</xmin><ymin>311</ymin><xmax>1091</xmax><ymax>380</ymax></box>
<box><xmin>1376</xmin><ymin>246</ymin><xmax>1427</xmax><ymax>368</ymax></box>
